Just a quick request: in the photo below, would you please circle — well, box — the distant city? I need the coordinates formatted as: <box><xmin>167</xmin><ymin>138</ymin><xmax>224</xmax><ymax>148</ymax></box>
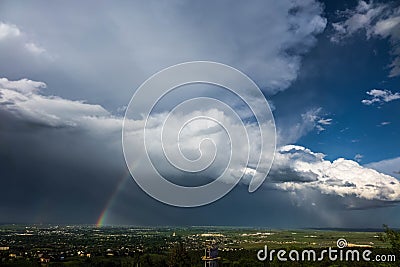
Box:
<box><xmin>0</xmin><ymin>224</ymin><xmax>397</xmax><ymax>266</ymax></box>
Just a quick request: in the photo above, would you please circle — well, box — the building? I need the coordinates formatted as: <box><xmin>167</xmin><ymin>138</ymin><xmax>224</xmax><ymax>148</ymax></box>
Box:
<box><xmin>40</xmin><ymin>257</ymin><xmax>50</xmax><ymax>263</ymax></box>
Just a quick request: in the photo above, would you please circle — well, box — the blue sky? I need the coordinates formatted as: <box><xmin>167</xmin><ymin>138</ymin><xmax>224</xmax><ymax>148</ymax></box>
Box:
<box><xmin>282</xmin><ymin>31</ymin><xmax>400</xmax><ymax>163</ymax></box>
<box><xmin>0</xmin><ymin>0</ymin><xmax>399</xmax><ymax>227</ymax></box>
<box><xmin>266</xmin><ymin>1</ymin><xmax>400</xmax><ymax>164</ymax></box>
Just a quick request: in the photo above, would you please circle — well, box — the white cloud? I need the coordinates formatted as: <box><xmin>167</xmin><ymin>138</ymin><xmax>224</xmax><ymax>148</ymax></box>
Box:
<box><xmin>0</xmin><ymin>21</ymin><xmax>47</xmax><ymax>59</ymax></box>
<box><xmin>278</xmin><ymin>108</ymin><xmax>332</xmax><ymax>144</ymax></box>
<box><xmin>361</xmin><ymin>89</ymin><xmax>400</xmax><ymax>105</ymax></box>
<box><xmin>25</xmin><ymin>42</ymin><xmax>46</xmax><ymax>55</ymax></box>
<box><xmin>270</xmin><ymin>146</ymin><xmax>400</xmax><ymax>205</ymax></box>
<box><xmin>0</xmin><ymin>78</ymin><xmax>114</xmax><ymax>128</ymax></box>
<box><xmin>373</xmin><ymin>15</ymin><xmax>400</xmax><ymax>37</ymax></box>
<box><xmin>318</xmin><ymin>118</ymin><xmax>332</xmax><ymax>125</ymax></box>
<box><xmin>0</xmin><ymin>22</ymin><xmax>21</xmax><ymax>40</ymax></box>
<box><xmin>0</xmin><ymin>77</ymin><xmax>46</xmax><ymax>94</ymax></box>
<box><xmin>331</xmin><ymin>1</ymin><xmax>400</xmax><ymax>77</ymax></box>
<box><xmin>330</xmin><ymin>1</ymin><xmax>387</xmax><ymax>40</ymax></box>
<box><xmin>354</xmin><ymin>153</ymin><xmax>363</xmax><ymax>162</ymax></box>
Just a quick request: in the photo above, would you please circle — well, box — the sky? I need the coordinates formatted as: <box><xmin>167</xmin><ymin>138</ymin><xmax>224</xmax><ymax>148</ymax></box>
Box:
<box><xmin>0</xmin><ymin>0</ymin><xmax>400</xmax><ymax>228</ymax></box>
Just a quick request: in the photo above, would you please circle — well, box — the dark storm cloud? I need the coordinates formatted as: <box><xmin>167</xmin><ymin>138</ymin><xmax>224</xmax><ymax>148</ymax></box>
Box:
<box><xmin>99</xmin><ymin>176</ymin><xmax>400</xmax><ymax>228</ymax></box>
<box><xmin>0</xmin><ymin>109</ymin><xmax>125</xmax><ymax>223</ymax></box>
<box><xmin>0</xmin><ymin>0</ymin><xmax>328</xmax><ymax>225</ymax></box>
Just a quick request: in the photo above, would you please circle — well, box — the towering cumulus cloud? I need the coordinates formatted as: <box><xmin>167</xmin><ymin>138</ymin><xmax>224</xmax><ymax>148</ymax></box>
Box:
<box><xmin>270</xmin><ymin>145</ymin><xmax>400</xmax><ymax>206</ymax></box>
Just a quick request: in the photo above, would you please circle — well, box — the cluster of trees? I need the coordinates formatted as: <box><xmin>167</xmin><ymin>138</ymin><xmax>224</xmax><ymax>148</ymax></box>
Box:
<box><xmin>380</xmin><ymin>224</ymin><xmax>400</xmax><ymax>256</ymax></box>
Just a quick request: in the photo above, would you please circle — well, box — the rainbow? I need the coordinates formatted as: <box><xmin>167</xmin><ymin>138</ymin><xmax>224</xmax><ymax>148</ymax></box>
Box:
<box><xmin>96</xmin><ymin>171</ymin><xmax>130</xmax><ymax>227</ymax></box>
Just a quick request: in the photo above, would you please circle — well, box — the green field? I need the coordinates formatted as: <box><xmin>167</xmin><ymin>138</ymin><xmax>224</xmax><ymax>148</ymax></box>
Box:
<box><xmin>0</xmin><ymin>225</ymin><xmax>398</xmax><ymax>266</ymax></box>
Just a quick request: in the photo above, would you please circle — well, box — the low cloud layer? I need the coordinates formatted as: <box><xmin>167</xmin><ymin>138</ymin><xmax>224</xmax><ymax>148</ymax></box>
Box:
<box><xmin>0</xmin><ymin>78</ymin><xmax>120</xmax><ymax>130</ymax></box>
<box><xmin>1</xmin><ymin>78</ymin><xmax>399</xmax><ymax>213</ymax></box>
